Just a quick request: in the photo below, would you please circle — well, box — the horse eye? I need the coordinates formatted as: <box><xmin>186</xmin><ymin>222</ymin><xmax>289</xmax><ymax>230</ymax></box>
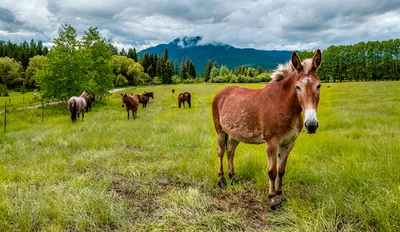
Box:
<box><xmin>316</xmin><ymin>84</ymin><xmax>321</xmax><ymax>90</ymax></box>
<box><xmin>296</xmin><ymin>85</ymin><xmax>301</xmax><ymax>91</ymax></box>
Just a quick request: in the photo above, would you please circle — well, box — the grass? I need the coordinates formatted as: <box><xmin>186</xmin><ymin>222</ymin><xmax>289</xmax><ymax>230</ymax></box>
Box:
<box><xmin>1</xmin><ymin>82</ymin><xmax>400</xmax><ymax>231</ymax></box>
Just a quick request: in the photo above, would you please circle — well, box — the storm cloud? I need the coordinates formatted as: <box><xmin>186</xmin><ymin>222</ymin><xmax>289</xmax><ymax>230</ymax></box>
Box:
<box><xmin>0</xmin><ymin>0</ymin><xmax>399</xmax><ymax>51</ymax></box>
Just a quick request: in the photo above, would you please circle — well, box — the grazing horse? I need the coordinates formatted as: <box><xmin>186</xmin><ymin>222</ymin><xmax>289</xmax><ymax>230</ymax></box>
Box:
<box><xmin>135</xmin><ymin>94</ymin><xmax>150</xmax><ymax>108</ymax></box>
<box><xmin>68</xmin><ymin>91</ymin><xmax>88</xmax><ymax>122</ymax></box>
<box><xmin>212</xmin><ymin>50</ymin><xmax>322</xmax><ymax>210</ymax></box>
<box><xmin>121</xmin><ymin>93</ymin><xmax>139</xmax><ymax>119</ymax></box>
<box><xmin>178</xmin><ymin>92</ymin><xmax>191</xmax><ymax>108</ymax></box>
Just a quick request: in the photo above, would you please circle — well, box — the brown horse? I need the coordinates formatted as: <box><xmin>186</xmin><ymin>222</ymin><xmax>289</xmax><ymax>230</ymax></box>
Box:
<box><xmin>135</xmin><ymin>94</ymin><xmax>150</xmax><ymax>108</ymax></box>
<box><xmin>178</xmin><ymin>92</ymin><xmax>191</xmax><ymax>108</ymax></box>
<box><xmin>212</xmin><ymin>50</ymin><xmax>322</xmax><ymax>210</ymax></box>
<box><xmin>68</xmin><ymin>91</ymin><xmax>88</xmax><ymax>122</ymax></box>
<box><xmin>121</xmin><ymin>93</ymin><xmax>139</xmax><ymax>119</ymax></box>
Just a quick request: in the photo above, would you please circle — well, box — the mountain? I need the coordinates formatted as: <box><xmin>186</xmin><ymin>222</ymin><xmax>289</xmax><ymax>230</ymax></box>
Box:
<box><xmin>138</xmin><ymin>36</ymin><xmax>292</xmax><ymax>72</ymax></box>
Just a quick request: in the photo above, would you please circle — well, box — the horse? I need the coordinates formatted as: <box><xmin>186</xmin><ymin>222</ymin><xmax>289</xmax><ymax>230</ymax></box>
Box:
<box><xmin>135</xmin><ymin>94</ymin><xmax>150</xmax><ymax>108</ymax></box>
<box><xmin>121</xmin><ymin>93</ymin><xmax>139</xmax><ymax>119</ymax></box>
<box><xmin>68</xmin><ymin>91</ymin><xmax>88</xmax><ymax>122</ymax></box>
<box><xmin>143</xmin><ymin>92</ymin><xmax>154</xmax><ymax>105</ymax></box>
<box><xmin>84</xmin><ymin>97</ymin><xmax>92</xmax><ymax>112</ymax></box>
<box><xmin>212</xmin><ymin>50</ymin><xmax>322</xmax><ymax>210</ymax></box>
<box><xmin>178</xmin><ymin>92</ymin><xmax>191</xmax><ymax>108</ymax></box>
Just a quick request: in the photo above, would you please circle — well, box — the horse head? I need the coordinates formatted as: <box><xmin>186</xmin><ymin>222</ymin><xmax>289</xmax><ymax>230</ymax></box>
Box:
<box><xmin>121</xmin><ymin>93</ymin><xmax>129</xmax><ymax>107</ymax></box>
<box><xmin>292</xmin><ymin>49</ymin><xmax>322</xmax><ymax>134</ymax></box>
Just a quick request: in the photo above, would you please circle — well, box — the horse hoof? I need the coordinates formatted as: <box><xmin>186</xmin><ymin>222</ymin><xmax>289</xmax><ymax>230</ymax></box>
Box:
<box><xmin>270</xmin><ymin>202</ymin><xmax>282</xmax><ymax>211</ymax></box>
<box><xmin>269</xmin><ymin>198</ymin><xmax>282</xmax><ymax>211</ymax></box>
<box><xmin>218</xmin><ymin>178</ymin><xmax>227</xmax><ymax>189</ymax></box>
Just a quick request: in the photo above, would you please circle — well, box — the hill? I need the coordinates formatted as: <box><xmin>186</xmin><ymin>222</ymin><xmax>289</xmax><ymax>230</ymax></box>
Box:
<box><xmin>138</xmin><ymin>36</ymin><xmax>292</xmax><ymax>72</ymax></box>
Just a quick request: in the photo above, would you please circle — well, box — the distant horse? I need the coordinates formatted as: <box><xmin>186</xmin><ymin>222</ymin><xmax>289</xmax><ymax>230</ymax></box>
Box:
<box><xmin>212</xmin><ymin>50</ymin><xmax>322</xmax><ymax>210</ymax></box>
<box><xmin>136</xmin><ymin>94</ymin><xmax>150</xmax><ymax>108</ymax></box>
<box><xmin>143</xmin><ymin>92</ymin><xmax>154</xmax><ymax>105</ymax></box>
<box><xmin>121</xmin><ymin>93</ymin><xmax>139</xmax><ymax>119</ymax></box>
<box><xmin>68</xmin><ymin>91</ymin><xmax>88</xmax><ymax>122</ymax></box>
<box><xmin>84</xmin><ymin>97</ymin><xmax>92</xmax><ymax>112</ymax></box>
<box><xmin>178</xmin><ymin>92</ymin><xmax>191</xmax><ymax>108</ymax></box>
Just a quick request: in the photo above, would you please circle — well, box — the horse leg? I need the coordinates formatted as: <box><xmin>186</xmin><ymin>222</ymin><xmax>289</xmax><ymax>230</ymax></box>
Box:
<box><xmin>179</xmin><ymin>101</ymin><xmax>181</xmax><ymax>108</ymax></box>
<box><xmin>127</xmin><ymin>109</ymin><xmax>130</xmax><ymax>119</ymax></box>
<box><xmin>275</xmin><ymin>142</ymin><xmax>295</xmax><ymax>202</ymax></box>
<box><xmin>266</xmin><ymin>141</ymin><xmax>280</xmax><ymax>210</ymax></box>
<box><xmin>133</xmin><ymin>109</ymin><xmax>136</xmax><ymax>120</ymax></box>
<box><xmin>82</xmin><ymin>111</ymin><xmax>84</xmax><ymax>121</ymax></box>
<box><xmin>217</xmin><ymin>132</ymin><xmax>228</xmax><ymax>188</ymax></box>
<box><xmin>227</xmin><ymin>138</ymin><xmax>239</xmax><ymax>184</ymax></box>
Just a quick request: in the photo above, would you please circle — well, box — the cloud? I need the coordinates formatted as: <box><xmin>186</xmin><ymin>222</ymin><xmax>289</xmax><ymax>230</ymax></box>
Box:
<box><xmin>0</xmin><ymin>0</ymin><xmax>399</xmax><ymax>51</ymax></box>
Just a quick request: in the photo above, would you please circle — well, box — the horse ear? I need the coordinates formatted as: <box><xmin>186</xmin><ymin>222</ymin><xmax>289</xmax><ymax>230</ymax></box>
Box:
<box><xmin>120</xmin><ymin>93</ymin><xmax>123</xmax><ymax>96</ymax></box>
<box><xmin>291</xmin><ymin>51</ymin><xmax>302</xmax><ymax>71</ymax></box>
<box><xmin>312</xmin><ymin>49</ymin><xmax>322</xmax><ymax>69</ymax></box>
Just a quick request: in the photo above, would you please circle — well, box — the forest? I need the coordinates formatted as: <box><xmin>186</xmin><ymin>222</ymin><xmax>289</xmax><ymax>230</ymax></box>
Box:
<box><xmin>0</xmin><ymin>23</ymin><xmax>399</xmax><ymax>99</ymax></box>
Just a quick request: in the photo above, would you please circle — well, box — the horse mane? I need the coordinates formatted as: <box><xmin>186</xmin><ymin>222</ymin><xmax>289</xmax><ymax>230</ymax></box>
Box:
<box><xmin>271</xmin><ymin>59</ymin><xmax>313</xmax><ymax>81</ymax></box>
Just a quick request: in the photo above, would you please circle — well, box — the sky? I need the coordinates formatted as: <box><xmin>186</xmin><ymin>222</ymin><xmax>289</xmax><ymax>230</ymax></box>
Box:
<box><xmin>0</xmin><ymin>0</ymin><xmax>399</xmax><ymax>52</ymax></box>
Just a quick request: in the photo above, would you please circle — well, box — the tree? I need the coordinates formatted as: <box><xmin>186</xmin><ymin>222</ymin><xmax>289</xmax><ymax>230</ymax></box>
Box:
<box><xmin>119</xmin><ymin>48</ymin><xmax>127</xmax><ymax>56</ymax></box>
<box><xmin>37</xmin><ymin>24</ymin><xmax>89</xmax><ymax>100</ymax></box>
<box><xmin>132</xmin><ymin>48</ymin><xmax>138</xmax><ymax>62</ymax></box>
<box><xmin>0</xmin><ymin>57</ymin><xmax>24</xmax><ymax>89</ymax></box>
<box><xmin>26</xmin><ymin>55</ymin><xmax>47</xmax><ymax>88</ymax></box>
<box><xmin>82</xmin><ymin>26</ymin><xmax>115</xmax><ymax>99</ymax></box>
<box><xmin>203</xmin><ymin>60</ymin><xmax>212</xmax><ymax>82</ymax></box>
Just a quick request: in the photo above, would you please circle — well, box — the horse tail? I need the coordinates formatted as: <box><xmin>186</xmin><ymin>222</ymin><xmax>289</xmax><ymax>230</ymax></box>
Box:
<box><xmin>71</xmin><ymin>100</ymin><xmax>77</xmax><ymax>122</ymax></box>
<box><xmin>187</xmin><ymin>92</ymin><xmax>191</xmax><ymax>108</ymax></box>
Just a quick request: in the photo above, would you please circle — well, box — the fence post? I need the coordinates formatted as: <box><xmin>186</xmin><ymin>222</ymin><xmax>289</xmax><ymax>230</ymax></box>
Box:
<box><xmin>23</xmin><ymin>97</ymin><xmax>24</xmax><ymax>103</ymax></box>
<box><xmin>42</xmin><ymin>101</ymin><xmax>44</xmax><ymax>123</ymax></box>
<box><xmin>4</xmin><ymin>102</ymin><xmax>6</xmax><ymax>133</ymax></box>
<box><xmin>9</xmin><ymin>98</ymin><xmax>11</xmax><ymax>104</ymax></box>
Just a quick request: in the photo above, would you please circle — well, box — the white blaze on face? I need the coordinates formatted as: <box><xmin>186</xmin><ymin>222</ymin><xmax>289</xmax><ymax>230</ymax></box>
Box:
<box><xmin>304</xmin><ymin>109</ymin><xmax>318</xmax><ymax>124</ymax></box>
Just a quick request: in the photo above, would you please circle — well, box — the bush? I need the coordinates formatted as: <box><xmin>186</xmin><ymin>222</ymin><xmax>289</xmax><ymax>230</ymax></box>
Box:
<box><xmin>152</xmin><ymin>76</ymin><xmax>162</xmax><ymax>85</ymax></box>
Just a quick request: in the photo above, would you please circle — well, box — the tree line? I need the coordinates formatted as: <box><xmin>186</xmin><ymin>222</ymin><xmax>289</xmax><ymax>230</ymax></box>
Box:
<box><xmin>299</xmin><ymin>39</ymin><xmax>400</xmax><ymax>82</ymax></box>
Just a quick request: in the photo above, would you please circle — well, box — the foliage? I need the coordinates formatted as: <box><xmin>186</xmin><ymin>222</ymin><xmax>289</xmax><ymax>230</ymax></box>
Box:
<box><xmin>0</xmin><ymin>57</ymin><xmax>25</xmax><ymax>89</ymax></box>
<box><xmin>115</xmin><ymin>74</ymin><xmax>128</xmax><ymax>86</ymax></box>
<box><xmin>0</xmin><ymin>39</ymin><xmax>49</xmax><ymax>68</ymax></box>
<box><xmin>36</xmin><ymin>24</ymin><xmax>90</xmax><ymax>100</ymax></box>
<box><xmin>26</xmin><ymin>55</ymin><xmax>47</xmax><ymax>89</ymax></box>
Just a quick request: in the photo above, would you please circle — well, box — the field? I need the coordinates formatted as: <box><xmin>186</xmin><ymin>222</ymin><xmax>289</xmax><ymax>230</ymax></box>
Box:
<box><xmin>0</xmin><ymin>82</ymin><xmax>400</xmax><ymax>231</ymax></box>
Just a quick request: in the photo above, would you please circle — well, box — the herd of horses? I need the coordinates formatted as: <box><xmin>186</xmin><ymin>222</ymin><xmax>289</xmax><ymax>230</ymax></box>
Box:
<box><xmin>67</xmin><ymin>50</ymin><xmax>322</xmax><ymax>210</ymax></box>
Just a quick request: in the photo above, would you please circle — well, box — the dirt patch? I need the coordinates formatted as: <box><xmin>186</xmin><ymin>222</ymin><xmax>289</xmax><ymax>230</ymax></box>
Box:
<box><xmin>109</xmin><ymin>172</ymin><xmax>194</xmax><ymax>220</ymax></box>
<box><xmin>210</xmin><ymin>188</ymin><xmax>271</xmax><ymax>230</ymax></box>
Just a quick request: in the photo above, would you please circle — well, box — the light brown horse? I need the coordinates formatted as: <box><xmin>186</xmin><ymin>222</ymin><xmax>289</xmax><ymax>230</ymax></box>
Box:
<box><xmin>121</xmin><ymin>93</ymin><xmax>139</xmax><ymax>119</ymax></box>
<box><xmin>212</xmin><ymin>50</ymin><xmax>322</xmax><ymax>210</ymax></box>
<box><xmin>178</xmin><ymin>92</ymin><xmax>191</xmax><ymax>108</ymax></box>
<box><xmin>68</xmin><ymin>91</ymin><xmax>88</xmax><ymax>122</ymax></box>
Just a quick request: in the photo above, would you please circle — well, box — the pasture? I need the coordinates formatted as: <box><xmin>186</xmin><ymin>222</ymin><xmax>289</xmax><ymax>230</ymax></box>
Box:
<box><xmin>0</xmin><ymin>82</ymin><xmax>399</xmax><ymax>231</ymax></box>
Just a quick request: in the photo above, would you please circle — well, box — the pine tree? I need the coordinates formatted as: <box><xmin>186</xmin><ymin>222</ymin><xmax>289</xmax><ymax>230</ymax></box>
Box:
<box><xmin>119</xmin><ymin>48</ymin><xmax>127</xmax><ymax>56</ymax></box>
<box><xmin>203</xmin><ymin>60</ymin><xmax>212</xmax><ymax>82</ymax></box>
<box><xmin>132</xmin><ymin>48</ymin><xmax>138</xmax><ymax>62</ymax></box>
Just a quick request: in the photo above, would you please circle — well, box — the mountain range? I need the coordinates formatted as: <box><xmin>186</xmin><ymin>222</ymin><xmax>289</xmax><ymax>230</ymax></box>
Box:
<box><xmin>138</xmin><ymin>36</ymin><xmax>292</xmax><ymax>72</ymax></box>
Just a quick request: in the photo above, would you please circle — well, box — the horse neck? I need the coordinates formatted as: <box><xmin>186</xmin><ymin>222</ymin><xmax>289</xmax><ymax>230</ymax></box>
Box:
<box><xmin>263</xmin><ymin>74</ymin><xmax>302</xmax><ymax>115</ymax></box>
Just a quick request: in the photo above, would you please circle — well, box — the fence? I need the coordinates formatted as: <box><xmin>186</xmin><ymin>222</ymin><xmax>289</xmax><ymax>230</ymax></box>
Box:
<box><xmin>1</xmin><ymin>99</ymin><xmax>67</xmax><ymax>134</ymax></box>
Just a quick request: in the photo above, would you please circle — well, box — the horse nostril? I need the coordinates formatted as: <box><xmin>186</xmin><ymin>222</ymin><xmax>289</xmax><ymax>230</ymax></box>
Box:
<box><xmin>121</xmin><ymin>104</ymin><xmax>124</xmax><ymax>107</ymax></box>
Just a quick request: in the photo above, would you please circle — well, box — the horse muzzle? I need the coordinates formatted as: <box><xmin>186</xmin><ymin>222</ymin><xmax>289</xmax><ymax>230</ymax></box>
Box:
<box><xmin>305</xmin><ymin>120</ymin><xmax>318</xmax><ymax>134</ymax></box>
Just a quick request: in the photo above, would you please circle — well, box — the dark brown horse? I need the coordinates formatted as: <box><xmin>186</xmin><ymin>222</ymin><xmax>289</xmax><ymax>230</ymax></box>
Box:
<box><xmin>135</xmin><ymin>94</ymin><xmax>150</xmax><ymax>108</ymax></box>
<box><xmin>212</xmin><ymin>50</ymin><xmax>322</xmax><ymax>210</ymax></box>
<box><xmin>121</xmin><ymin>93</ymin><xmax>139</xmax><ymax>119</ymax></box>
<box><xmin>178</xmin><ymin>92</ymin><xmax>191</xmax><ymax>108</ymax></box>
<box><xmin>68</xmin><ymin>91</ymin><xmax>88</xmax><ymax>122</ymax></box>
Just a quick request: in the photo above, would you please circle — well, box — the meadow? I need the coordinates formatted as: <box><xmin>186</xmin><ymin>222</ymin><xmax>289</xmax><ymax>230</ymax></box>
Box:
<box><xmin>0</xmin><ymin>82</ymin><xmax>399</xmax><ymax>231</ymax></box>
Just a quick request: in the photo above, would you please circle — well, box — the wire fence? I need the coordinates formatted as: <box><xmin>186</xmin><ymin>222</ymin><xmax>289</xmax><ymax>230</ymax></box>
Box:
<box><xmin>0</xmin><ymin>99</ymin><xmax>68</xmax><ymax>134</ymax></box>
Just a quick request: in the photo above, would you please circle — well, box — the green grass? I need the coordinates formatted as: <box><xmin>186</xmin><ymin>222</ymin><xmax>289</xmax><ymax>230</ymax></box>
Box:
<box><xmin>1</xmin><ymin>82</ymin><xmax>400</xmax><ymax>231</ymax></box>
